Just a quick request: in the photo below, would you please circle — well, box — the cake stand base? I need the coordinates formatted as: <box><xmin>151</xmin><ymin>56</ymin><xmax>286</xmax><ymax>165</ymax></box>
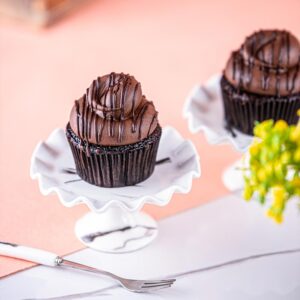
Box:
<box><xmin>74</xmin><ymin>206</ymin><xmax>158</xmax><ymax>253</ymax></box>
<box><xmin>31</xmin><ymin>126</ymin><xmax>200</xmax><ymax>253</ymax></box>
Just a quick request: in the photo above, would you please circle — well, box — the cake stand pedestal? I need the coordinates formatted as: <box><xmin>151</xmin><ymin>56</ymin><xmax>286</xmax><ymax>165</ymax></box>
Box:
<box><xmin>184</xmin><ymin>74</ymin><xmax>252</xmax><ymax>192</ymax></box>
<box><xmin>74</xmin><ymin>208</ymin><xmax>158</xmax><ymax>253</ymax></box>
<box><xmin>31</xmin><ymin>126</ymin><xmax>200</xmax><ymax>253</ymax></box>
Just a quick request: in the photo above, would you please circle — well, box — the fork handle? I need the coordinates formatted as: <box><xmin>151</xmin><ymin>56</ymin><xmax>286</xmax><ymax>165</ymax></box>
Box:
<box><xmin>0</xmin><ymin>241</ymin><xmax>118</xmax><ymax>280</ymax></box>
<box><xmin>0</xmin><ymin>241</ymin><xmax>60</xmax><ymax>267</ymax></box>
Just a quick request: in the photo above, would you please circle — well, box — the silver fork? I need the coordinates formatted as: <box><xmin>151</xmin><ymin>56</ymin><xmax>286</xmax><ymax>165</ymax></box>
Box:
<box><xmin>59</xmin><ymin>258</ymin><xmax>175</xmax><ymax>292</ymax></box>
<box><xmin>0</xmin><ymin>241</ymin><xmax>175</xmax><ymax>293</ymax></box>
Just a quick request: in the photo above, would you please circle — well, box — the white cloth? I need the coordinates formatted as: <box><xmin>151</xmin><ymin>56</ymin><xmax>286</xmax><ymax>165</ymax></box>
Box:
<box><xmin>1</xmin><ymin>193</ymin><xmax>300</xmax><ymax>300</ymax></box>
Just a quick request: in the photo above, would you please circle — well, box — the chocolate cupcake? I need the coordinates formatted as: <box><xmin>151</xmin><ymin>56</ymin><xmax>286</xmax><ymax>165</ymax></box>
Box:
<box><xmin>66</xmin><ymin>72</ymin><xmax>161</xmax><ymax>187</ymax></box>
<box><xmin>221</xmin><ymin>30</ymin><xmax>300</xmax><ymax>135</ymax></box>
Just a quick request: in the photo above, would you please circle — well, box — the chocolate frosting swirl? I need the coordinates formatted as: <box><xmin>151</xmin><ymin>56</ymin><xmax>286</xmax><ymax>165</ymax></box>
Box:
<box><xmin>69</xmin><ymin>73</ymin><xmax>158</xmax><ymax>146</ymax></box>
<box><xmin>224</xmin><ymin>30</ymin><xmax>300</xmax><ymax>96</ymax></box>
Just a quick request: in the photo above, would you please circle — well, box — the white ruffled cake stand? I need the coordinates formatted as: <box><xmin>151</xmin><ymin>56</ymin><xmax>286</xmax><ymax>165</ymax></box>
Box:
<box><xmin>31</xmin><ymin>126</ymin><xmax>200</xmax><ymax>253</ymax></box>
<box><xmin>183</xmin><ymin>74</ymin><xmax>253</xmax><ymax>192</ymax></box>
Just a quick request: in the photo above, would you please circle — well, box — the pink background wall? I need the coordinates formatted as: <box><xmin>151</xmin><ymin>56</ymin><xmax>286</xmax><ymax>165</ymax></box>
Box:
<box><xmin>1</xmin><ymin>0</ymin><xmax>299</xmax><ymax>277</ymax></box>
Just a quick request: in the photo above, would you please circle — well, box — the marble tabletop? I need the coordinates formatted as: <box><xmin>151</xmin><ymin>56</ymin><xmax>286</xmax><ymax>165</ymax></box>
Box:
<box><xmin>1</xmin><ymin>193</ymin><xmax>300</xmax><ymax>300</ymax></box>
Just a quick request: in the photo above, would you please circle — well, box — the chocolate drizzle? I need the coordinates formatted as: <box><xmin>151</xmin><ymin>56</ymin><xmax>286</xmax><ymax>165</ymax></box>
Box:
<box><xmin>66</xmin><ymin>72</ymin><xmax>161</xmax><ymax>187</ymax></box>
<box><xmin>225</xmin><ymin>30</ymin><xmax>300</xmax><ymax>97</ymax></box>
<box><xmin>70</xmin><ymin>72</ymin><xmax>158</xmax><ymax>146</ymax></box>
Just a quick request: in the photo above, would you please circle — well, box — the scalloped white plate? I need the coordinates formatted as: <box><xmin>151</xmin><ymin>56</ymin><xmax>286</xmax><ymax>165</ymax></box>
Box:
<box><xmin>183</xmin><ymin>74</ymin><xmax>253</xmax><ymax>152</ymax></box>
<box><xmin>30</xmin><ymin>126</ymin><xmax>201</xmax><ymax>213</ymax></box>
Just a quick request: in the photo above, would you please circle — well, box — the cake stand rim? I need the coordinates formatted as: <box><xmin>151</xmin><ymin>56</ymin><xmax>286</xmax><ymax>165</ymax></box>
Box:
<box><xmin>30</xmin><ymin>125</ymin><xmax>201</xmax><ymax>213</ymax></box>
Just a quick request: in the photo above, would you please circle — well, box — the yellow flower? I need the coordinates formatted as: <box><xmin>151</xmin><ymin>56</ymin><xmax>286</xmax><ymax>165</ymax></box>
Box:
<box><xmin>274</xmin><ymin>120</ymin><xmax>288</xmax><ymax>132</ymax></box>
<box><xmin>266</xmin><ymin>208</ymin><xmax>283</xmax><ymax>224</ymax></box>
<box><xmin>258</xmin><ymin>185</ymin><xmax>267</xmax><ymax>198</ymax></box>
<box><xmin>249</xmin><ymin>142</ymin><xmax>260</xmax><ymax>156</ymax></box>
<box><xmin>265</xmin><ymin>163</ymin><xmax>273</xmax><ymax>176</ymax></box>
<box><xmin>274</xmin><ymin>161</ymin><xmax>285</xmax><ymax>179</ymax></box>
<box><xmin>295</xmin><ymin>188</ymin><xmax>300</xmax><ymax>196</ymax></box>
<box><xmin>267</xmin><ymin>208</ymin><xmax>275</xmax><ymax>218</ymax></box>
<box><xmin>272</xmin><ymin>185</ymin><xmax>285</xmax><ymax>203</ymax></box>
<box><xmin>243</xmin><ymin>184</ymin><xmax>253</xmax><ymax>201</ymax></box>
<box><xmin>274</xmin><ymin>196</ymin><xmax>284</xmax><ymax>208</ymax></box>
<box><xmin>274</xmin><ymin>214</ymin><xmax>283</xmax><ymax>224</ymax></box>
<box><xmin>294</xmin><ymin>148</ymin><xmax>300</xmax><ymax>162</ymax></box>
<box><xmin>290</xmin><ymin>126</ymin><xmax>300</xmax><ymax>142</ymax></box>
<box><xmin>254</xmin><ymin>120</ymin><xmax>273</xmax><ymax>138</ymax></box>
<box><xmin>291</xmin><ymin>178</ymin><xmax>300</xmax><ymax>188</ymax></box>
<box><xmin>257</xmin><ymin>168</ymin><xmax>267</xmax><ymax>182</ymax></box>
<box><xmin>281</xmin><ymin>152</ymin><xmax>291</xmax><ymax>164</ymax></box>
<box><xmin>247</xmin><ymin>118</ymin><xmax>299</xmax><ymax>224</ymax></box>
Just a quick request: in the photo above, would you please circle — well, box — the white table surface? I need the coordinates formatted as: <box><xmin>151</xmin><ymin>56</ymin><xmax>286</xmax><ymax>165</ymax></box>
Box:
<box><xmin>1</xmin><ymin>193</ymin><xmax>300</xmax><ymax>300</ymax></box>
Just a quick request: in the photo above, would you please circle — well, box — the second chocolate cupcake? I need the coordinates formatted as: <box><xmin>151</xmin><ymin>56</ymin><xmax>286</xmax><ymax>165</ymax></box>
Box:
<box><xmin>66</xmin><ymin>72</ymin><xmax>161</xmax><ymax>187</ymax></box>
<box><xmin>221</xmin><ymin>30</ymin><xmax>300</xmax><ymax>135</ymax></box>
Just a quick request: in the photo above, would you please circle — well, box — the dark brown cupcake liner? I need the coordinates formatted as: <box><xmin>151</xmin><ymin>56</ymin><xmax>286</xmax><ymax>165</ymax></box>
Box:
<box><xmin>66</xmin><ymin>123</ymin><xmax>162</xmax><ymax>187</ymax></box>
<box><xmin>221</xmin><ymin>76</ymin><xmax>300</xmax><ymax>135</ymax></box>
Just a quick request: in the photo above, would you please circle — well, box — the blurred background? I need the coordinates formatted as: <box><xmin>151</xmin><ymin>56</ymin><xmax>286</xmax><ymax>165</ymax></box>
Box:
<box><xmin>1</xmin><ymin>0</ymin><xmax>299</xmax><ymax>276</ymax></box>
